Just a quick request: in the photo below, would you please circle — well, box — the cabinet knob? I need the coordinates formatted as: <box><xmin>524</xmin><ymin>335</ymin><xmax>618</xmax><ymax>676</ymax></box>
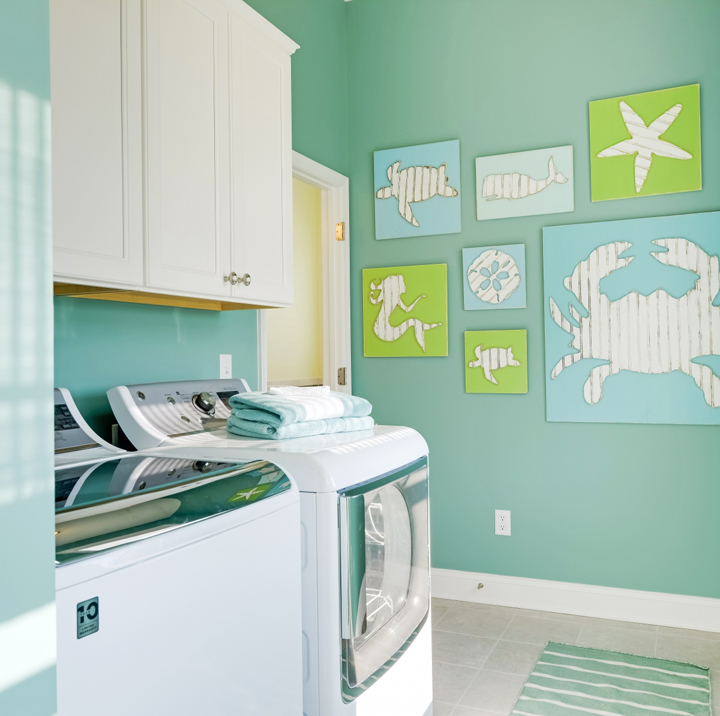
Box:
<box><xmin>240</xmin><ymin>273</ymin><xmax>251</xmax><ymax>287</ymax></box>
<box><xmin>224</xmin><ymin>271</ymin><xmax>239</xmax><ymax>285</ymax></box>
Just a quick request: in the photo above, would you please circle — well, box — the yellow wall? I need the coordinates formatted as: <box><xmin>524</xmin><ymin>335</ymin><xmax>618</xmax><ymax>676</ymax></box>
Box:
<box><xmin>266</xmin><ymin>179</ymin><xmax>323</xmax><ymax>385</ymax></box>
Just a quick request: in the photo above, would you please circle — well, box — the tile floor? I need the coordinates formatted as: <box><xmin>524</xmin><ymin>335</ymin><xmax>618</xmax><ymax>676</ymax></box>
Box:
<box><xmin>431</xmin><ymin>598</ymin><xmax>720</xmax><ymax>716</ymax></box>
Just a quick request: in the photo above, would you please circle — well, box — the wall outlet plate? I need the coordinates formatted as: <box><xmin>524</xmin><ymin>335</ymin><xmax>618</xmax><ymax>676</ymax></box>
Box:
<box><xmin>220</xmin><ymin>354</ymin><xmax>232</xmax><ymax>379</ymax></box>
<box><xmin>495</xmin><ymin>509</ymin><xmax>511</xmax><ymax>536</ymax></box>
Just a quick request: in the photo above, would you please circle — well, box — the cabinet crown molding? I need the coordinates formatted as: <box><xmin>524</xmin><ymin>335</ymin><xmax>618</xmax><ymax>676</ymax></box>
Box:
<box><xmin>222</xmin><ymin>0</ymin><xmax>300</xmax><ymax>55</ymax></box>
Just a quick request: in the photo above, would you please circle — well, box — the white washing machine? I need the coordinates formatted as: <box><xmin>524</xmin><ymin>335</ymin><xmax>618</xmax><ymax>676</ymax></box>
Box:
<box><xmin>53</xmin><ymin>388</ymin><xmax>303</xmax><ymax>716</ymax></box>
<box><xmin>107</xmin><ymin>379</ymin><xmax>433</xmax><ymax>716</ymax></box>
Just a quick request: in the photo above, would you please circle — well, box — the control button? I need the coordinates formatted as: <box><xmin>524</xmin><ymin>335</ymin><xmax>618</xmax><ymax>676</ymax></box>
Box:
<box><xmin>181</xmin><ymin>415</ymin><xmax>191</xmax><ymax>423</ymax></box>
<box><xmin>137</xmin><ymin>481</ymin><xmax>147</xmax><ymax>490</ymax></box>
<box><xmin>192</xmin><ymin>392</ymin><xmax>217</xmax><ymax>415</ymax></box>
<box><xmin>167</xmin><ymin>396</ymin><xmax>176</xmax><ymax>405</ymax></box>
<box><xmin>137</xmin><ymin>391</ymin><xmax>146</xmax><ymax>401</ymax></box>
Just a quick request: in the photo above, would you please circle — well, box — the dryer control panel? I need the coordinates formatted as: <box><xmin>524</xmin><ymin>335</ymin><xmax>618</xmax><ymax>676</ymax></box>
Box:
<box><xmin>108</xmin><ymin>379</ymin><xmax>251</xmax><ymax>449</ymax></box>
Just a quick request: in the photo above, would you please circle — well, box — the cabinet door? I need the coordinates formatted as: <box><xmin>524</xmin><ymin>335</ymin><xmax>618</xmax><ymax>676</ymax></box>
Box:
<box><xmin>50</xmin><ymin>0</ymin><xmax>143</xmax><ymax>285</ymax></box>
<box><xmin>229</xmin><ymin>12</ymin><xmax>293</xmax><ymax>306</ymax></box>
<box><xmin>144</xmin><ymin>0</ymin><xmax>231</xmax><ymax>297</ymax></box>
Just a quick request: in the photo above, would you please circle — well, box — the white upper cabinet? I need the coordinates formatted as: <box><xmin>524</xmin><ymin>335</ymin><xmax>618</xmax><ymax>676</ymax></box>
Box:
<box><xmin>228</xmin><ymin>12</ymin><xmax>293</xmax><ymax>305</ymax></box>
<box><xmin>50</xmin><ymin>0</ymin><xmax>143</xmax><ymax>285</ymax></box>
<box><xmin>50</xmin><ymin>0</ymin><xmax>298</xmax><ymax>308</ymax></box>
<box><xmin>144</xmin><ymin>0</ymin><xmax>231</xmax><ymax>297</ymax></box>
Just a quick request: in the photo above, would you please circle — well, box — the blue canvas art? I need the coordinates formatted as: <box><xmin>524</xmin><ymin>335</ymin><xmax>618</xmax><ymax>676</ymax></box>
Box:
<box><xmin>463</xmin><ymin>244</ymin><xmax>526</xmax><ymax>310</ymax></box>
<box><xmin>476</xmin><ymin>145</ymin><xmax>574</xmax><ymax>221</ymax></box>
<box><xmin>544</xmin><ymin>211</ymin><xmax>720</xmax><ymax>425</ymax></box>
<box><xmin>374</xmin><ymin>140</ymin><xmax>462</xmax><ymax>240</ymax></box>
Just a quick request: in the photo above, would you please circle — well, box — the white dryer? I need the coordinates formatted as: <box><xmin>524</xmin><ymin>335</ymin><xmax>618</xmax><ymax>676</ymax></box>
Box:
<box><xmin>54</xmin><ymin>388</ymin><xmax>303</xmax><ymax>716</ymax></box>
<box><xmin>108</xmin><ymin>379</ymin><xmax>433</xmax><ymax>716</ymax></box>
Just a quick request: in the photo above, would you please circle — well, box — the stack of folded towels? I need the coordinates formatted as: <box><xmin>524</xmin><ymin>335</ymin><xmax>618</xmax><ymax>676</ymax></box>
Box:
<box><xmin>227</xmin><ymin>385</ymin><xmax>374</xmax><ymax>440</ymax></box>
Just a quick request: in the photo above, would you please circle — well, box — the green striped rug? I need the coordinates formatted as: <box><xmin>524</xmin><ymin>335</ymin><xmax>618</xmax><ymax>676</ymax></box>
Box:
<box><xmin>512</xmin><ymin>641</ymin><xmax>712</xmax><ymax>716</ymax></box>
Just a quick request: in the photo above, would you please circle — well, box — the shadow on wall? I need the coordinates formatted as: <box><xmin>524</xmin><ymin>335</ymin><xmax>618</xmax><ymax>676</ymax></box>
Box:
<box><xmin>0</xmin><ymin>76</ymin><xmax>58</xmax><ymax>713</ymax></box>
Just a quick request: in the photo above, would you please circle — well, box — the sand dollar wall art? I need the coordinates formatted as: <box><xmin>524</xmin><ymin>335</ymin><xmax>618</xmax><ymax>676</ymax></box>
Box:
<box><xmin>475</xmin><ymin>145</ymin><xmax>574</xmax><ymax>221</ymax></box>
<box><xmin>589</xmin><ymin>84</ymin><xmax>701</xmax><ymax>201</ymax></box>
<box><xmin>374</xmin><ymin>140</ymin><xmax>461</xmax><ymax>240</ymax></box>
<box><xmin>363</xmin><ymin>264</ymin><xmax>448</xmax><ymax>357</ymax></box>
<box><xmin>543</xmin><ymin>211</ymin><xmax>720</xmax><ymax>425</ymax></box>
<box><xmin>465</xmin><ymin>330</ymin><xmax>528</xmax><ymax>394</ymax></box>
<box><xmin>463</xmin><ymin>244</ymin><xmax>526</xmax><ymax>310</ymax></box>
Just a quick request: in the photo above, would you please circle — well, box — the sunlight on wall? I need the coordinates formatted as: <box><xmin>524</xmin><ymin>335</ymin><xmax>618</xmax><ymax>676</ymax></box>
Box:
<box><xmin>0</xmin><ymin>75</ymin><xmax>57</xmax><ymax>710</ymax></box>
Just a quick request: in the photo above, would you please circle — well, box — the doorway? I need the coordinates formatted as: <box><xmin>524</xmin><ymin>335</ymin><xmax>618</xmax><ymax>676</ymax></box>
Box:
<box><xmin>258</xmin><ymin>152</ymin><xmax>351</xmax><ymax>393</ymax></box>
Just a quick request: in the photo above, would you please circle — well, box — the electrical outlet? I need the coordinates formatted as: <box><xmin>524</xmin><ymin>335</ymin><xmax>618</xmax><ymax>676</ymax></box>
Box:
<box><xmin>219</xmin><ymin>354</ymin><xmax>232</xmax><ymax>379</ymax></box>
<box><xmin>495</xmin><ymin>510</ymin><xmax>511</xmax><ymax>536</ymax></box>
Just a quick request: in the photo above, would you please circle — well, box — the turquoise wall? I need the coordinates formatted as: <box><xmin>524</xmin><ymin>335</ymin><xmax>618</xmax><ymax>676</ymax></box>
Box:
<box><xmin>0</xmin><ymin>1</ymin><xmax>57</xmax><ymax>714</ymax></box>
<box><xmin>54</xmin><ymin>0</ymin><xmax>350</xmax><ymax>440</ymax></box>
<box><xmin>346</xmin><ymin>0</ymin><xmax>720</xmax><ymax>599</ymax></box>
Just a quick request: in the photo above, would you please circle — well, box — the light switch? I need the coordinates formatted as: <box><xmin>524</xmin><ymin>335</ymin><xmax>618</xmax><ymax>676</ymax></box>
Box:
<box><xmin>220</xmin><ymin>354</ymin><xmax>232</xmax><ymax>379</ymax></box>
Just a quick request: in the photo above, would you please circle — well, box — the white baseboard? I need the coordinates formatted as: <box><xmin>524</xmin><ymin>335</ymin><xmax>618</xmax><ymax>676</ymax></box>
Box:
<box><xmin>431</xmin><ymin>567</ymin><xmax>720</xmax><ymax>633</ymax></box>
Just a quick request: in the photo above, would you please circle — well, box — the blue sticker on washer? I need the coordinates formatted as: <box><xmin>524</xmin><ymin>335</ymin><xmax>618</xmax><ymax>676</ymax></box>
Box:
<box><xmin>77</xmin><ymin>597</ymin><xmax>99</xmax><ymax>639</ymax></box>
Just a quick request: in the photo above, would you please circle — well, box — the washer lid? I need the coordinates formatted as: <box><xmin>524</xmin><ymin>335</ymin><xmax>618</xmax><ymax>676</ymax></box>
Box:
<box><xmin>55</xmin><ymin>454</ymin><xmax>290</xmax><ymax>566</ymax></box>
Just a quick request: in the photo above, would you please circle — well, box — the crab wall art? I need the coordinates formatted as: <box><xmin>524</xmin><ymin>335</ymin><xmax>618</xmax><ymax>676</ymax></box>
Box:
<box><xmin>589</xmin><ymin>84</ymin><xmax>701</xmax><ymax>202</ymax></box>
<box><xmin>363</xmin><ymin>264</ymin><xmax>448</xmax><ymax>357</ymax></box>
<box><xmin>475</xmin><ymin>146</ymin><xmax>574</xmax><ymax>221</ymax></box>
<box><xmin>544</xmin><ymin>211</ymin><xmax>720</xmax><ymax>425</ymax></box>
<box><xmin>463</xmin><ymin>244</ymin><xmax>526</xmax><ymax>310</ymax></box>
<box><xmin>374</xmin><ymin>140</ymin><xmax>461</xmax><ymax>240</ymax></box>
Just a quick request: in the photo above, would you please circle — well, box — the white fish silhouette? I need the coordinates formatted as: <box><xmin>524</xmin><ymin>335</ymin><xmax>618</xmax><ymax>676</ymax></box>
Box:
<box><xmin>376</xmin><ymin>161</ymin><xmax>459</xmax><ymax>227</ymax></box>
<box><xmin>468</xmin><ymin>345</ymin><xmax>521</xmax><ymax>384</ymax></box>
<box><xmin>483</xmin><ymin>157</ymin><xmax>567</xmax><ymax>201</ymax></box>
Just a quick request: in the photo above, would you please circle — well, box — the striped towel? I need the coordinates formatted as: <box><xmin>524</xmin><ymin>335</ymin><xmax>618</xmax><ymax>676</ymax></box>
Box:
<box><xmin>228</xmin><ymin>391</ymin><xmax>372</xmax><ymax>427</ymax></box>
<box><xmin>512</xmin><ymin>641</ymin><xmax>711</xmax><ymax>716</ymax></box>
<box><xmin>227</xmin><ymin>414</ymin><xmax>375</xmax><ymax>440</ymax></box>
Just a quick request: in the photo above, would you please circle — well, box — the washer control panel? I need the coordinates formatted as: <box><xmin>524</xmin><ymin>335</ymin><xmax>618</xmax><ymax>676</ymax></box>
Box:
<box><xmin>112</xmin><ymin>379</ymin><xmax>250</xmax><ymax>439</ymax></box>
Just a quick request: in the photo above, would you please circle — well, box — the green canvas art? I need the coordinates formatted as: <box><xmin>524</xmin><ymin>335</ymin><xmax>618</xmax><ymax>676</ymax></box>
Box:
<box><xmin>589</xmin><ymin>84</ymin><xmax>701</xmax><ymax>201</ymax></box>
<box><xmin>465</xmin><ymin>330</ymin><xmax>527</xmax><ymax>393</ymax></box>
<box><xmin>363</xmin><ymin>264</ymin><xmax>448</xmax><ymax>357</ymax></box>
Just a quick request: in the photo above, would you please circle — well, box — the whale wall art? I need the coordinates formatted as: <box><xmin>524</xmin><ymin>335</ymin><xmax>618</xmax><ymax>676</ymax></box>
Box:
<box><xmin>465</xmin><ymin>330</ymin><xmax>528</xmax><ymax>394</ymax></box>
<box><xmin>544</xmin><ymin>211</ymin><xmax>720</xmax><ymax>425</ymax></box>
<box><xmin>475</xmin><ymin>145</ymin><xmax>574</xmax><ymax>221</ymax></box>
<box><xmin>589</xmin><ymin>84</ymin><xmax>701</xmax><ymax>201</ymax></box>
<box><xmin>363</xmin><ymin>264</ymin><xmax>448</xmax><ymax>357</ymax></box>
<box><xmin>374</xmin><ymin>140</ymin><xmax>462</xmax><ymax>240</ymax></box>
<box><xmin>463</xmin><ymin>244</ymin><xmax>526</xmax><ymax>310</ymax></box>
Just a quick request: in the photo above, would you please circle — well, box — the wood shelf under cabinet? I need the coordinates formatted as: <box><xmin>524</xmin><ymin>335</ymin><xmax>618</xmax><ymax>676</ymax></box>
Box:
<box><xmin>54</xmin><ymin>283</ymin><xmax>270</xmax><ymax>312</ymax></box>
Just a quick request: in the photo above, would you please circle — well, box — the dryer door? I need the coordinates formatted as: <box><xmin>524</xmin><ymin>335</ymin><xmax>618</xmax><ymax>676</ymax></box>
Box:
<box><xmin>339</xmin><ymin>457</ymin><xmax>429</xmax><ymax>701</ymax></box>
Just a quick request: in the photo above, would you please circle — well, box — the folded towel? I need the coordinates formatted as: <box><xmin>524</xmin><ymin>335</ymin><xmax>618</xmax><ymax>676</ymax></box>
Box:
<box><xmin>269</xmin><ymin>385</ymin><xmax>330</xmax><ymax>396</ymax></box>
<box><xmin>227</xmin><ymin>414</ymin><xmax>375</xmax><ymax>440</ymax></box>
<box><xmin>229</xmin><ymin>391</ymin><xmax>372</xmax><ymax>426</ymax></box>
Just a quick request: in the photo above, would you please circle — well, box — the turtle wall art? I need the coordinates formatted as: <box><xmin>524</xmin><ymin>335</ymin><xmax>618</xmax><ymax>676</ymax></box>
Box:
<box><xmin>475</xmin><ymin>145</ymin><xmax>574</xmax><ymax>221</ymax></box>
<box><xmin>373</xmin><ymin>140</ymin><xmax>461</xmax><ymax>240</ymax></box>
<box><xmin>544</xmin><ymin>211</ymin><xmax>720</xmax><ymax>424</ymax></box>
<box><xmin>465</xmin><ymin>330</ymin><xmax>528</xmax><ymax>394</ymax></box>
<box><xmin>363</xmin><ymin>264</ymin><xmax>448</xmax><ymax>357</ymax></box>
<box><xmin>463</xmin><ymin>244</ymin><xmax>526</xmax><ymax>310</ymax></box>
<box><xmin>589</xmin><ymin>84</ymin><xmax>701</xmax><ymax>201</ymax></box>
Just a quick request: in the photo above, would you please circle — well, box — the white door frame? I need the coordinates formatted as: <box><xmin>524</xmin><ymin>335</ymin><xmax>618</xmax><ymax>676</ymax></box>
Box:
<box><xmin>257</xmin><ymin>151</ymin><xmax>351</xmax><ymax>393</ymax></box>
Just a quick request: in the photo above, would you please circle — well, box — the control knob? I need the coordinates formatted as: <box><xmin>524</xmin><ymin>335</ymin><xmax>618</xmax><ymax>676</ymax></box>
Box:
<box><xmin>192</xmin><ymin>391</ymin><xmax>217</xmax><ymax>415</ymax></box>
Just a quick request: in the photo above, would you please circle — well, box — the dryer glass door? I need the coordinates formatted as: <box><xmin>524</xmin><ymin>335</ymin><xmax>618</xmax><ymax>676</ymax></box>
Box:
<box><xmin>339</xmin><ymin>457</ymin><xmax>429</xmax><ymax>700</ymax></box>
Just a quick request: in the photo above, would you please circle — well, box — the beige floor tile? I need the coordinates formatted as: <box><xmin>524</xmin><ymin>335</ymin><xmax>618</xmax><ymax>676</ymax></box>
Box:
<box><xmin>432</xmin><ymin>661</ymin><xmax>479</xmax><ymax>705</ymax></box>
<box><xmin>433</xmin><ymin>606</ymin><xmax>450</xmax><ymax>625</ymax></box>
<box><xmin>575</xmin><ymin>621</ymin><xmax>657</xmax><ymax>657</ymax></box>
<box><xmin>431</xmin><ymin>701</ymin><xmax>456</xmax><ymax>716</ymax></box>
<box><xmin>658</xmin><ymin>625</ymin><xmax>720</xmax><ymax>642</ymax></box>
<box><xmin>482</xmin><ymin>640</ymin><xmax>545</xmax><ymax>676</ymax></box>
<box><xmin>583</xmin><ymin>616</ymin><xmax>657</xmax><ymax>633</ymax></box>
<box><xmin>433</xmin><ymin>597</ymin><xmax>459</xmax><ymax>609</ymax></box>
<box><xmin>655</xmin><ymin>634</ymin><xmax>720</xmax><ymax>669</ymax></box>
<box><xmin>433</xmin><ymin>630</ymin><xmax>497</xmax><ymax>669</ymax></box>
<box><xmin>502</xmin><ymin>614</ymin><xmax>583</xmax><ymax>646</ymax></box>
<box><xmin>453</xmin><ymin>708</ymin><xmax>504</xmax><ymax>716</ymax></box>
<box><xmin>435</xmin><ymin>604</ymin><xmax>516</xmax><ymax>639</ymax></box>
<box><xmin>459</xmin><ymin>670</ymin><xmax>526</xmax><ymax>713</ymax></box>
<box><xmin>513</xmin><ymin>609</ymin><xmax>585</xmax><ymax>624</ymax></box>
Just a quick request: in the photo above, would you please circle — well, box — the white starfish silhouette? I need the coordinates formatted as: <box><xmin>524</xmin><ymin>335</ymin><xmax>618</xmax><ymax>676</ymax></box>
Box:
<box><xmin>597</xmin><ymin>101</ymin><xmax>692</xmax><ymax>193</ymax></box>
